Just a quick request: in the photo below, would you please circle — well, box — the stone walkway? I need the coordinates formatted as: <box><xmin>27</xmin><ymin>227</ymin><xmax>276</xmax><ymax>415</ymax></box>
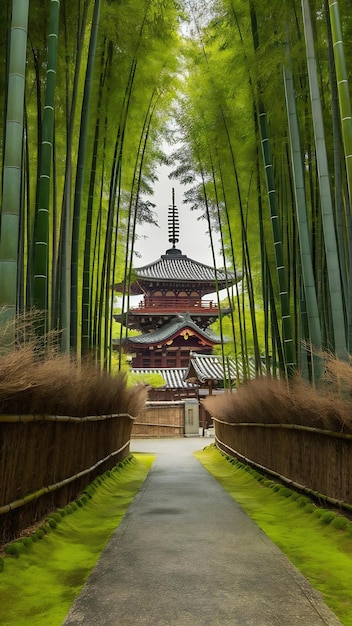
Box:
<box><xmin>63</xmin><ymin>438</ymin><xmax>341</xmax><ymax>626</ymax></box>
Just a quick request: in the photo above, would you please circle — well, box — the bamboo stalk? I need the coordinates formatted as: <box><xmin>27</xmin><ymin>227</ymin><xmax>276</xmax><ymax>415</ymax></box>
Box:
<box><xmin>0</xmin><ymin>0</ymin><xmax>29</xmax><ymax>330</ymax></box>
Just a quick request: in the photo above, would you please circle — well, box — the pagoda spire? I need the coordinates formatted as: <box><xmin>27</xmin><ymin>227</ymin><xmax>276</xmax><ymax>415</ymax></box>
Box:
<box><xmin>168</xmin><ymin>188</ymin><xmax>179</xmax><ymax>249</ymax></box>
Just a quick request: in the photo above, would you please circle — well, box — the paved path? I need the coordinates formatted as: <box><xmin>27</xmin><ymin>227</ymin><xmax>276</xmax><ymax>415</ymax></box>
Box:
<box><xmin>63</xmin><ymin>438</ymin><xmax>341</xmax><ymax>626</ymax></box>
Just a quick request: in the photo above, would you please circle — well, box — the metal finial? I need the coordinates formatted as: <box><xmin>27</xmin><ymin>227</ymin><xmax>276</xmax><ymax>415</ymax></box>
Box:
<box><xmin>168</xmin><ymin>188</ymin><xmax>179</xmax><ymax>248</ymax></box>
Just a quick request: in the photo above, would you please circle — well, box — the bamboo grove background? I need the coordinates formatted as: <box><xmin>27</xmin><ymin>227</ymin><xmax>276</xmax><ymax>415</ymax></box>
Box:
<box><xmin>169</xmin><ymin>0</ymin><xmax>352</xmax><ymax>383</ymax></box>
<box><xmin>0</xmin><ymin>0</ymin><xmax>181</xmax><ymax>368</ymax></box>
<box><xmin>1</xmin><ymin>1</ymin><xmax>352</xmax><ymax>380</ymax></box>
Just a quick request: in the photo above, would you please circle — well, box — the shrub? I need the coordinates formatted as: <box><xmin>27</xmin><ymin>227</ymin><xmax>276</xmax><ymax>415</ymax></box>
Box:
<box><xmin>282</xmin><ymin>487</ymin><xmax>294</xmax><ymax>497</ymax></box>
<box><xmin>263</xmin><ymin>480</ymin><xmax>273</xmax><ymax>488</ymax></box>
<box><xmin>313</xmin><ymin>508</ymin><xmax>326</xmax><ymax>518</ymax></box>
<box><xmin>320</xmin><ymin>511</ymin><xmax>336</xmax><ymax>525</ymax></box>
<box><xmin>330</xmin><ymin>516</ymin><xmax>349</xmax><ymax>531</ymax></box>
<box><xmin>289</xmin><ymin>491</ymin><xmax>300</xmax><ymax>501</ymax></box>
<box><xmin>49</xmin><ymin>512</ymin><xmax>62</xmax><ymax>523</ymax></box>
<box><xmin>20</xmin><ymin>537</ymin><xmax>33</xmax><ymax>548</ymax></box>
<box><xmin>4</xmin><ymin>543</ymin><xmax>20</xmax><ymax>558</ymax></box>
<box><xmin>271</xmin><ymin>484</ymin><xmax>281</xmax><ymax>492</ymax></box>
<box><xmin>0</xmin><ymin>556</ymin><xmax>4</xmax><ymax>572</ymax></box>
<box><xmin>297</xmin><ymin>496</ymin><xmax>311</xmax><ymax>508</ymax></box>
<box><xmin>46</xmin><ymin>518</ymin><xmax>57</xmax><ymax>529</ymax></box>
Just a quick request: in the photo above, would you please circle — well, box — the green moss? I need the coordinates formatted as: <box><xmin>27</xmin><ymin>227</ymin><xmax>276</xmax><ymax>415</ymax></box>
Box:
<box><xmin>297</xmin><ymin>496</ymin><xmax>311</xmax><ymax>508</ymax></box>
<box><xmin>330</xmin><ymin>516</ymin><xmax>349</xmax><ymax>531</ymax></box>
<box><xmin>0</xmin><ymin>454</ymin><xmax>154</xmax><ymax>625</ymax></box>
<box><xmin>320</xmin><ymin>511</ymin><xmax>336</xmax><ymax>525</ymax></box>
<box><xmin>194</xmin><ymin>445</ymin><xmax>352</xmax><ymax>626</ymax></box>
<box><xmin>46</xmin><ymin>518</ymin><xmax>57</xmax><ymax>529</ymax></box>
<box><xmin>313</xmin><ymin>507</ymin><xmax>326</xmax><ymax>518</ymax></box>
<box><xmin>277</xmin><ymin>487</ymin><xmax>293</xmax><ymax>498</ymax></box>
<box><xmin>4</xmin><ymin>544</ymin><xmax>20</xmax><ymax>558</ymax></box>
<box><xmin>288</xmin><ymin>491</ymin><xmax>300</xmax><ymax>501</ymax></box>
<box><xmin>49</xmin><ymin>512</ymin><xmax>62</xmax><ymax>523</ymax></box>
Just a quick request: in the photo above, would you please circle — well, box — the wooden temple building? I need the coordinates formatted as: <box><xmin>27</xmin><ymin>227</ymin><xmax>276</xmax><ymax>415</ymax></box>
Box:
<box><xmin>113</xmin><ymin>190</ymin><xmax>240</xmax><ymax>416</ymax></box>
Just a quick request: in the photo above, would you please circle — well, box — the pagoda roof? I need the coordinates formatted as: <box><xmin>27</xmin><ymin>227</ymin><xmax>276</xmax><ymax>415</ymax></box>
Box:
<box><xmin>120</xmin><ymin>313</ymin><xmax>226</xmax><ymax>347</ymax></box>
<box><xmin>184</xmin><ymin>352</ymin><xmax>264</xmax><ymax>384</ymax></box>
<box><xmin>114</xmin><ymin>248</ymin><xmax>240</xmax><ymax>295</ymax></box>
<box><xmin>131</xmin><ymin>368</ymin><xmax>196</xmax><ymax>389</ymax></box>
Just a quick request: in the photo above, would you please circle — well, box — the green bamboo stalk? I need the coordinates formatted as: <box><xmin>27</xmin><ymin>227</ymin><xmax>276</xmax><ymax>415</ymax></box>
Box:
<box><xmin>0</xmin><ymin>0</ymin><xmax>29</xmax><ymax>332</ymax></box>
<box><xmin>117</xmin><ymin>89</ymin><xmax>159</xmax><ymax>371</ymax></box>
<box><xmin>328</xmin><ymin>0</ymin><xmax>352</xmax><ymax>207</ymax></box>
<box><xmin>249</xmin><ymin>1</ymin><xmax>295</xmax><ymax>375</ymax></box>
<box><xmin>192</xmin><ymin>16</ymin><xmax>260</xmax><ymax>377</ymax></box>
<box><xmin>216</xmin><ymin>160</ymin><xmax>243</xmax><ymax>383</ymax></box>
<box><xmin>258</xmin><ymin>104</ymin><xmax>296</xmax><ymax>374</ymax></box>
<box><xmin>198</xmin><ymin>159</ymin><xmax>228</xmax><ymax>389</ymax></box>
<box><xmin>208</xmin><ymin>153</ymin><xmax>237</xmax><ymax>387</ymax></box>
<box><xmin>31</xmin><ymin>0</ymin><xmax>60</xmax><ymax>329</ymax></box>
<box><xmin>301</xmin><ymin>0</ymin><xmax>347</xmax><ymax>360</ymax></box>
<box><xmin>97</xmin><ymin>60</ymin><xmax>137</xmax><ymax>368</ymax></box>
<box><xmin>283</xmin><ymin>60</ymin><xmax>322</xmax><ymax>380</ymax></box>
<box><xmin>57</xmin><ymin>0</ymin><xmax>90</xmax><ymax>352</ymax></box>
<box><xmin>81</xmin><ymin>44</ymin><xmax>108</xmax><ymax>355</ymax></box>
<box><xmin>327</xmin><ymin>0</ymin><xmax>352</xmax><ymax>352</ymax></box>
<box><xmin>71</xmin><ymin>0</ymin><xmax>101</xmax><ymax>352</ymax></box>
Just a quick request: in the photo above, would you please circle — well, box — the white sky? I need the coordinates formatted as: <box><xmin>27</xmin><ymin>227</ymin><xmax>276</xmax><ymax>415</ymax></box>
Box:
<box><xmin>134</xmin><ymin>161</ymin><xmax>221</xmax><ymax>266</ymax></box>
<box><xmin>129</xmin><ymin>161</ymin><xmax>230</xmax><ymax>306</ymax></box>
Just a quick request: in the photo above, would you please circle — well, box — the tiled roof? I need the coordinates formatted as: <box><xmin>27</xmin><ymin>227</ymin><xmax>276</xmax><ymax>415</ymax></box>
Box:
<box><xmin>131</xmin><ymin>368</ymin><xmax>197</xmax><ymax>389</ymax></box>
<box><xmin>121</xmin><ymin>313</ymin><xmax>226</xmax><ymax>346</ymax></box>
<box><xmin>134</xmin><ymin>248</ymin><xmax>238</xmax><ymax>284</ymax></box>
<box><xmin>184</xmin><ymin>352</ymin><xmax>262</xmax><ymax>384</ymax></box>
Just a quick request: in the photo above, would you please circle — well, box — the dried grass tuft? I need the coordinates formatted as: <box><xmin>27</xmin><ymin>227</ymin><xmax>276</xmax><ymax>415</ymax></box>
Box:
<box><xmin>0</xmin><ymin>314</ymin><xmax>147</xmax><ymax>417</ymax></box>
<box><xmin>203</xmin><ymin>353</ymin><xmax>352</xmax><ymax>434</ymax></box>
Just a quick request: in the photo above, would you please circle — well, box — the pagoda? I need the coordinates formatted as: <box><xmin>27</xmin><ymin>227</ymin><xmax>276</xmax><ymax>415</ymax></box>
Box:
<box><xmin>113</xmin><ymin>189</ymin><xmax>240</xmax><ymax>383</ymax></box>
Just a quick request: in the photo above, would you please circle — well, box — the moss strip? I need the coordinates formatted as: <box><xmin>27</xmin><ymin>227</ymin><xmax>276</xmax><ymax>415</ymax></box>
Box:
<box><xmin>194</xmin><ymin>445</ymin><xmax>352</xmax><ymax>626</ymax></box>
<box><xmin>0</xmin><ymin>453</ymin><xmax>154</xmax><ymax>626</ymax></box>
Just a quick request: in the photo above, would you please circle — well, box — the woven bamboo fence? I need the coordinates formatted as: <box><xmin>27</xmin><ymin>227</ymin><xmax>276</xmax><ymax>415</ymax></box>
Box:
<box><xmin>0</xmin><ymin>413</ymin><xmax>134</xmax><ymax>544</ymax></box>
<box><xmin>133</xmin><ymin>401</ymin><xmax>185</xmax><ymax>437</ymax></box>
<box><xmin>213</xmin><ymin>419</ymin><xmax>352</xmax><ymax>509</ymax></box>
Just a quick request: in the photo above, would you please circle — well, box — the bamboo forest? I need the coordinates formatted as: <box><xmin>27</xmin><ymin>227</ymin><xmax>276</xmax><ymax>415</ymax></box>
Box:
<box><xmin>0</xmin><ymin>0</ymin><xmax>352</xmax><ymax>382</ymax></box>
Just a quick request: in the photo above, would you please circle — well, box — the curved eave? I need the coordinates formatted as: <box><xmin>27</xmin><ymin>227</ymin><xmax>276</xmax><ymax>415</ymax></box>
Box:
<box><xmin>122</xmin><ymin>326</ymin><xmax>223</xmax><ymax>348</ymax></box>
<box><xmin>113</xmin><ymin>248</ymin><xmax>241</xmax><ymax>295</ymax></box>
<box><xmin>119</xmin><ymin>313</ymin><xmax>226</xmax><ymax>348</ymax></box>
